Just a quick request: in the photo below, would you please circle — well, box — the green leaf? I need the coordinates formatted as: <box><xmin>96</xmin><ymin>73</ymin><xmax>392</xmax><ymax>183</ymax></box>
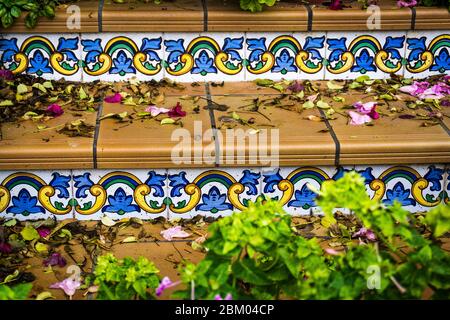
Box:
<box><xmin>231</xmin><ymin>259</ymin><xmax>271</xmax><ymax>286</ymax></box>
<box><xmin>356</xmin><ymin>75</ymin><xmax>370</xmax><ymax>83</ymax></box>
<box><xmin>316</xmin><ymin>100</ymin><xmax>331</xmax><ymax>109</ymax></box>
<box><xmin>20</xmin><ymin>226</ymin><xmax>39</xmax><ymax>241</ymax></box>
<box><xmin>254</xmin><ymin>79</ymin><xmax>274</xmax><ymax>87</ymax></box>
<box><xmin>17</xmin><ymin>84</ymin><xmax>28</xmax><ymax>94</ymax></box>
<box><xmin>303</xmin><ymin>101</ymin><xmax>315</xmax><ymax>109</ymax></box>
<box><xmin>79</xmin><ymin>86</ymin><xmax>88</xmax><ymax>100</ymax></box>
<box><xmin>327</xmin><ymin>81</ymin><xmax>344</xmax><ymax>90</ymax></box>
<box><xmin>3</xmin><ymin>219</ymin><xmax>17</xmax><ymax>227</ymax></box>
<box><xmin>160</xmin><ymin>118</ymin><xmax>175</xmax><ymax>125</ymax></box>
<box><xmin>0</xmin><ymin>100</ymin><xmax>14</xmax><ymax>106</ymax></box>
<box><xmin>32</xmin><ymin>83</ymin><xmax>47</xmax><ymax>93</ymax></box>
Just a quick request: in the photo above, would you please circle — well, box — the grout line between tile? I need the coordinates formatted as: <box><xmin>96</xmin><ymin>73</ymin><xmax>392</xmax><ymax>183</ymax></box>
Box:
<box><xmin>318</xmin><ymin>108</ymin><xmax>340</xmax><ymax>167</ymax></box>
<box><xmin>92</xmin><ymin>102</ymin><xmax>104</xmax><ymax>169</ymax></box>
<box><xmin>201</xmin><ymin>0</ymin><xmax>208</xmax><ymax>32</ymax></box>
<box><xmin>438</xmin><ymin>119</ymin><xmax>450</xmax><ymax>137</ymax></box>
<box><xmin>98</xmin><ymin>0</ymin><xmax>104</xmax><ymax>33</ymax></box>
<box><xmin>204</xmin><ymin>82</ymin><xmax>220</xmax><ymax>167</ymax></box>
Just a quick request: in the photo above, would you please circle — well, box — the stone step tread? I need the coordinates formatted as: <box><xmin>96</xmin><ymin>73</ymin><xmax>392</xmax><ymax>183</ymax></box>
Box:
<box><xmin>1</xmin><ymin>80</ymin><xmax>449</xmax><ymax>169</ymax></box>
<box><xmin>1</xmin><ymin>0</ymin><xmax>449</xmax><ymax>33</ymax></box>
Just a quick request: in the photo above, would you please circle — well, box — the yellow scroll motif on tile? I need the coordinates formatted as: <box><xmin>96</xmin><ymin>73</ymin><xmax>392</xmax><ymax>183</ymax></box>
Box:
<box><xmin>75</xmin><ymin>184</ymin><xmax>107</xmax><ymax>215</ymax></box>
<box><xmin>0</xmin><ymin>186</ymin><xmax>10</xmax><ymax>213</ymax></box>
<box><xmin>134</xmin><ymin>184</ymin><xmax>166</xmax><ymax>214</ymax></box>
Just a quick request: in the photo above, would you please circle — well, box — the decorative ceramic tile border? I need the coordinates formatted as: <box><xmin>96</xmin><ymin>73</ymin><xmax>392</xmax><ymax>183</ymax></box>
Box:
<box><xmin>1</xmin><ymin>31</ymin><xmax>449</xmax><ymax>81</ymax></box>
<box><xmin>0</xmin><ymin>164</ymin><xmax>447</xmax><ymax>221</ymax></box>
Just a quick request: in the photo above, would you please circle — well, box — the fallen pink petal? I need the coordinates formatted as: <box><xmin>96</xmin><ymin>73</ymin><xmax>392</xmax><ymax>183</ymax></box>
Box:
<box><xmin>0</xmin><ymin>69</ymin><xmax>14</xmax><ymax>80</ymax></box>
<box><xmin>324</xmin><ymin>248</ymin><xmax>341</xmax><ymax>255</ymax></box>
<box><xmin>104</xmin><ymin>93</ymin><xmax>122</xmax><ymax>103</ymax></box>
<box><xmin>353</xmin><ymin>228</ymin><xmax>377</xmax><ymax>242</ymax></box>
<box><xmin>397</xmin><ymin>0</ymin><xmax>417</xmax><ymax>7</ymax></box>
<box><xmin>348</xmin><ymin>111</ymin><xmax>372</xmax><ymax>125</ymax></box>
<box><xmin>168</xmin><ymin>102</ymin><xmax>187</xmax><ymax>118</ymax></box>
<box><xmin>329</xmin><ymin>0</ymin><xmax>343</xmax><ymax>10</ymax></box>
<box><xmin>0</xmin><ymin>242</ymin><xmax>12</xmax><ymax>254</ymax></box>
<box><xmin>43</xmin><ymin>253</ymin><xmax>67</xmax><ymax>267</ymax></box>
<box><xmin>37</xmin><ymin>227</ymin><xmax>51</xmax><ymax>238</ymax></box>
<box><xmin>214</xmin><ymin>293</ymin><xmax>233</xmax><ymax>300</ymax></box>
<box><xmin>161</xmin><ymin>226</ymin><xmax>191</xmax><ymax>241</ymax></box>
<box><xmin>50</xmin><ymin>278</ymin><xmax>81</xmax><ymax>298</ymax></box>
<box><xmin>156</xmin><ymin>276</ymin><xmax>181</xmax><ymax>296</ymax></box>
<box><xmin>46</xmin><ymin>104</ymin><xmax>64</xmax><ymax>117</ymax></box>
<box><xmin>146</xmin><ymin>105</ymin><xmax>170</xmax><ymax>117</ymax></box>
<box><xmin>287</xmin><ymin>81</ymin><xmax>304</xmax><ymax>93</ymax></box>
<box><xmin>353</xmin><ymin>101</ymin><xmax>379</xmax><ymax>120</ymax></box>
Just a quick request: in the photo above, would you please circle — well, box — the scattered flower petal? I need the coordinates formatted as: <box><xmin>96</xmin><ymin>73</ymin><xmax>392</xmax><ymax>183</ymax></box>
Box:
<box><xmin>46</xmin><ymin>104</ymin><xmax>64</xmax><ymax>117</ymax></box>
<box><xmin>50</xmin><ymin>278</ymin><xmax>81</xmax><ymax>299</ymax></box>
<box><xmin>156</xmin><ymin>276</ymin><xmax>181</xmax><ymax>296</ymax></box>
<box><xmin>43</xmin><ymin>253</ymin><xmax>67</xmax><ymax>267</ymax></box>
<box><xmin>0</xmin><ymin>242</ymin><xmax>12</xmax><ymax>254</ymax></box>
<box><xmin>324</xmin><ymin>248</ymin><xmax>341</xmax><ymax>255</ymax></box>
<box><xmin>145</xmin><ymin>105</ymin><xmax>170</xmax><ymax>117</ymax></box>
<box><xmin>161</xmin><ymin>226</ymin><xmax>191</xmax><ymax>241</ymax></box>
<box><xmin>0</xmin><ymin>69</ymin><xmax>14</xmax><ymax>80</ymax></box>
<box><xmin>168</xmin><ymin>102</ymin><xmax>187</xmax><ymax>118</ymax></box>
<box><xmin>214</xmin><ymin>293</ymin><xmax>233</xmax><ymax>300</ymax></box>
<box><xmin>348</xmin><ymin>111</ymin><xmax>372</xmax><ymax>125</ymax></box>
<box><xmin>37</xmin><ymin>227</ymin><xmax>51</xmax><ymax>238</ymax></box>
<box><xmin>329</xmin><ymin>0</ymin><xmax>343</xmax><ymax>10</ymax></box>
<box><xmin>104</xmin><ymin>93</ymin><xmax>122</xmax><ymax>103</ymax></box>
<box><xmin>397</xmin><ymin>0</ymin><xmax>417</xmax><ymax>7</ymax></box>
<box><xmin>287</xmin><ymin>81</ymin><xmax>304</xmax><ymax>93</ymax></box>
<box><xmin>353</xmin><ymin>101</ymin><xmax>379</xmax><ymax>120</ymax></box>
<box><xmin>352</xmin><ymin>227</ymin><xmax>377</xmax><ymax>241</ymax></box>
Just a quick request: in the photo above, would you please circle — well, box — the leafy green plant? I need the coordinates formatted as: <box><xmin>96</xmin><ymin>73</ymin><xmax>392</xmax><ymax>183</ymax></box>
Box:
<box><xmin>0</xmin><ymin>0</ymin><xmax>58</xmax><ymax>29</ymax></box>
<box><xmin>175</xmin><ymin>172</ymin><xmax>450</xmax><ymax>300</ymax></box>
<box><xmin>88</xmin><ymin>253</ymin><xmax>160</xmax><ymax>300</ymax></box>
<box><xmin>0</xmin><ymin>283</ymin><xmax>32</xmax><ymax>300</ymax></box>
<box><xmin>240</xmin><ymin>0</ymin><xmax>279</xmax><ymax>13</ymax></box>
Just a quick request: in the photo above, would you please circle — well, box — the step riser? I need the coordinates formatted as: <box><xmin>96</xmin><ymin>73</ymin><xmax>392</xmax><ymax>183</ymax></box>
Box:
<box><xmin>1</xmin><ymin>31</ymin><xmax>449</xmax><ymax>81</ymax></box>
<box><xmin>0</xmin><ymin>164</ymin><xmax>447</xmax><ymax>220</ymax></box>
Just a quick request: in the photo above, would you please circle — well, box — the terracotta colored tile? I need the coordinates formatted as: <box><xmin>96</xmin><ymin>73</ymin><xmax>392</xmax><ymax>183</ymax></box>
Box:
<box><xmin>415</xmin><ymin>7</ymin><xmax>450</xmax><ymax>30</ymax></box>
<box><xmin>96</xmin><ymin>95</ymin><xmax>216</xmax><ymax>168</ymax></box>
<box><xmin>312</xmin><ymin>1</ymin><xmax>411</xmax><ymax>31</ymax></box>
<box><xmin>0</xmin><ymin>108</ymin><xmax>96</xmax><ymax>170</ymax></box>
<box><xmin>328</xmin><ymin>98</ymin><xmax>450</xmax><ymax>165</ymax></box>
<box><xmin>207</xmin><ymin>0</ymin><xmax>308</xmax><ymax>32</ymax></box>
<box><xmin>111</xmin><ymin>242</ymin><xmax>205</xmax><ymax>299</ymax></box>
<box><xmin>1</xmin><ymin>1</ymin><xmax>99</xmax><ymax>33</ymax></box>
<box><xmin>209</xmin><ymin>95</ymin><xmax>336</xmax><ymax>166</ymax></box>
<box><xmin>208</xmin><ymin>81</ymin><xmax>285</xmax><ymax>96</ymax></box>
<box><xmin>102</xmin><ymin>0</ymin><xmax>204</xmax><ymax>32</ymax></box>
<box><xmin>107</xmin><ymin>81</ymin><xmax>207</xmax><ymax>97</ymax></box>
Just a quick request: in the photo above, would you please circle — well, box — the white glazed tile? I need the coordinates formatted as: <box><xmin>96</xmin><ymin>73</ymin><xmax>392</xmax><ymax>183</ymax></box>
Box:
<box><xmin>261</xmin><ymin>166</ymin><xmax>354</xmax><ymax>216</ymax></box>
<box><xmin>163</xmin><ymin>32</ymin><xmax>202</xmax><ymax>83</ymax></box>
<box><xmin>293</xmin><ymin>32</ymin><xmax>327</xmax><ymax>80</ymax></box>
<box><xmin>197</xmin><ymin>32</ymin><xmax>246</xmax><ymax>82</ymax></box>
<box><xmin>0</xmin><ymin>34</ymin><xmax>82</xmax><ymax>81</ymax></box>
<box><xmin>167</xmin><ymin>168</ymin><xmax>261</xmax><ymax>219</ymax></box>
<box><xmin>354</xmin><ymin>164</ymin><xmax>446</xmax><ymax>213</ymax></box>
<box><xmin>404</xmin><ymin>31</ymin><xmax>450</xmax><ymax>79</ymax></box>
<box><xmin>245</xmin><ymin>32</ymin><xmax>299</xmax><ymax>81</ymax></box>
<box><xmin>72</xmin><ymin>169</ymin><xmax>168</xmax><ymax>220</ymax></box>
<box><xmin>0</xmin><ymin>170</ymin><xmax>73</xmax><ymax>221</ymax></box>
<box><xmin>442</xmin><ymin>164</ymin><xmax>449</xmax><ymax>206</ymax></box>
<box><xmin>325</xmin><ymin>31</ymin><xmax>406</xmax><ymax>80</ymax></box>
<box><xmin>81</xmin><ymin>32</ymin><xmax>164</xmax><ymax>82</ymax></box>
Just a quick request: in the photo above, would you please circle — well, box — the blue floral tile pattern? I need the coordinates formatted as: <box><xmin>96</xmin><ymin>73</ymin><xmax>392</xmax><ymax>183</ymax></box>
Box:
<box><xmin>1</xmin><ymin>32</ymin><xmax>449</xmax><ymax>80</ymax></box>
<box><xmin>0</xmin><ymin>171</ymin><xmax>73</xmax><ymax>220</ymax></box>
<box><xmin>0</xmin><ymin>165</ymin><xmax>446</xmax><ymax>220</ymax></box>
